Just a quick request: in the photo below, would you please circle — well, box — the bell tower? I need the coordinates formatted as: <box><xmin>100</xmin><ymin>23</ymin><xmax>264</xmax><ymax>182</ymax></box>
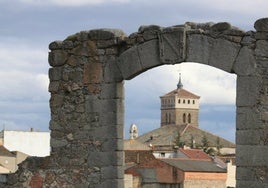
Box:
<box><xmin>160</xmin><ymin>74</ymin><xmax>200</xmax><ymax>127</ymax></box>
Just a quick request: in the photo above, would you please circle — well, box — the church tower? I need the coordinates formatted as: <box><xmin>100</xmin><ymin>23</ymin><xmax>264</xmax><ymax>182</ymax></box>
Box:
<box><xmin>129</xmin><ymin>124</ymin><xmax>138</xmax><ymax>139</ymax></box>
<box><xmin>160</xmin><ymin>74</ymin><xmax>200</xmax><ymax>127</ymax></box>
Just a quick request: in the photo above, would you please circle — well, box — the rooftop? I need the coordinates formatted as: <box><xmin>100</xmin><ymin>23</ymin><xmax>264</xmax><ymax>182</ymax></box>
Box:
<box><xmin>134</xmin><ymin>124</ymin><xmax>235</xmax><ymax>148</ymax></box>
<box><xmin>161</xmin><ymin>158</ymin><xmax>226</xmax><ymax>173</ymax></box>
<box><xmin>162</xmin><ymin>88</ymin><xmax>200</xmax><ymax>99</ymax></box>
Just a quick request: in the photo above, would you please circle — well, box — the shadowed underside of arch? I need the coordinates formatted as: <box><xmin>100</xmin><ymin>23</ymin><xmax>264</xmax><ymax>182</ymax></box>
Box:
<box><xmin>2</xmin><ymin>18</ymin><xmax>268</xmax><ymax>188</ymax></box>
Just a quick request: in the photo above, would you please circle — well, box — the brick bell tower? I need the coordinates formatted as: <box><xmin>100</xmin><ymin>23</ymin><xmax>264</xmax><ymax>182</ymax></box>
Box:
<box><xmin>160</xmin><ymin>74</ymin><xmax>200</xmax><ymax>127</ymax></box>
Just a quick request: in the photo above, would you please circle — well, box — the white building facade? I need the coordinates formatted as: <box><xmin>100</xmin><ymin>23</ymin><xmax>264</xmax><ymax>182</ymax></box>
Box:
<box><xmin>1</xmin><ymin>130</ymin><xmax>50</xmax><ymax>157</ymax></box>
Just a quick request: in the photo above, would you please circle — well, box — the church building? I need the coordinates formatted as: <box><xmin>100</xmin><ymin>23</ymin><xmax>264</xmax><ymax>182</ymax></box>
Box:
<box><xmin>160</xmin><ymin>74</ymin><xmax>200</xmax><ymax>127</ymax></box>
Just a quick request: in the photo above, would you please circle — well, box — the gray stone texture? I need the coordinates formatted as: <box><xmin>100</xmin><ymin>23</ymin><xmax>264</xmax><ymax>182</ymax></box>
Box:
<box><xmin>117</xmin><ymin>46</ymin><xmax>143</xmax><ymax>80</ymax></box>
<box><xmin>3</xmin><ymin>18</ymin><xmax>268</xmax><ymax>188</ymax></box>
<box><xmin>236</xmin><ymin>145</ymin><xmax>268</xmax><ymax>167</ymax></box>
<box><xmin>254</xmin><ymin>17</ymin><xmax>268</xmax><ymax>32</ymax></box>
<box><xmin>233</xmin><ymin>46</ymin><xmax>256</xmax><ymax>76</ymax></box>
<box><xmin>159</xmin><ymin>27</ymin><xmax>186</xmax><ymax>64</ymax></box>
<box><xmin>187</xmin><ymin>34</ymin><xmax>241</xmax><ymax>72</ymax></box>
<box><xmin>236</xmin><ymin>76</ymin><xmax>260</xmax><ymax>107</ymax></box>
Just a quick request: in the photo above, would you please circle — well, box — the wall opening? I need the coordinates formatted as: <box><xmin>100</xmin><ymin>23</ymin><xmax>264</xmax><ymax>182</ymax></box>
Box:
<box><xmin>125</xmin><ymin>63</ymin><xmax>236</xmax><ymax>142</ymax></box>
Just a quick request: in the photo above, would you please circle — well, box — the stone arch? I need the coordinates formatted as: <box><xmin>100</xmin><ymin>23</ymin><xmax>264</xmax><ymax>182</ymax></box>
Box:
<box><xmin>3</xmin><ymin>18</ymin><xmax>267</xmax><ymax>188</ymax></box>
<box><xmin>115</xmin><ymin>20</ymin><xmax>267</xmax><ymax>188</ymax></box>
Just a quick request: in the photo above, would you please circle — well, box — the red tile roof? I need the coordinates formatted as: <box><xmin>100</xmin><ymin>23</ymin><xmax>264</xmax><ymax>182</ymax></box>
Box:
<box><xmin>179</xmin><ymin>148</ymin><xmax>211</xmax><ymax>160</ymax></box>
<box><xmin>125</xmin><ymin>150</ymin><xmax>155</xmax><ymax>164</ymax></box>
<box><xmin>162</xmin><ymin>88</ymin><xmax>200</xmax><ymax>99</ymax></box>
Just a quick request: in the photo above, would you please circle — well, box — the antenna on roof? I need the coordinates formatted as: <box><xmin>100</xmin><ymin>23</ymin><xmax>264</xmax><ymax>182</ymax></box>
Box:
<box><xmin>177</xmin><ymin>73</ymin><xmax>183</xmax><ymax>89</ymax></box>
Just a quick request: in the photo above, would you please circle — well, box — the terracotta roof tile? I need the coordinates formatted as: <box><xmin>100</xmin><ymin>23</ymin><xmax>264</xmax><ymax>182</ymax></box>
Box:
<box><xmin>179</xmin><ymin>149</ymin><xmax>211</xmax><ymax>160</ymax></box>
<box><xmin>125</xmin><ymin>150</ymin><xmax>155</xmax><ymax>164</ymax></box>
<box><xmin>162</xmin><ymin>88</ymin><xmax>200</xmax><ymax>99</ymax></box>
<box><xmin>124</xmin><ymin>139</ymin><xmax>151</xmax><ymax>150</ymax></box>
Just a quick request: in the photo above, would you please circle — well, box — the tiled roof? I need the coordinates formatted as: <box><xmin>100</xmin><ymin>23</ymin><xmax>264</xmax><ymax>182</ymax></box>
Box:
<box><xmin>135</xmin><ymin>124</ymin><xmax>188</xmax><ymax>146</ymax></box>
<box><xmin>179</xmin><ymin>149</ymin><xmax>211</xmax><ymax>160</ymax></box>
<box><xmin>135</xmin><ymin>124</ymin><xmax>235</xmax><ymax>148</ymax></box>
<box><xmin>161</xmin><ymin>158</ymin><xmax>226</xmax><ymax>172</ymax></box>
<box><xmin>124</xmin><ymin>139</ymin><xmax>151</xmax><ymax>150</ymax></box>
<box><xmin>162</xmin><ymin>88</ymin><xmax>200</xmax><ymax>99</ymax></box>
<box><xmin>125</xmin><ymin>150</ymin><xmax>155</xmax><ymax>164</ymax></box>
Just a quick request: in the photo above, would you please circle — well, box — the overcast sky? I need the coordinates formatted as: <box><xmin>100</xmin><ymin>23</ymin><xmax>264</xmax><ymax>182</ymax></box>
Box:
<box><xmin>0</xmin><ymin>0</ymin><xmax>267</xmax><ymax>142</ymax></box>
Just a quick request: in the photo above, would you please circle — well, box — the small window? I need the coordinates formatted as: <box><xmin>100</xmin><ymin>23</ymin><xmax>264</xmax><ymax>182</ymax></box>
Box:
<box><xmin>183</xmin><ymin>99</ymin><xmax>185</xmax><ymax>104</ymax></box>
<box><xmin>188</xmin><ymin>100</ymin><xmax>190</xmax><ymax>104</ymax></box>
<box><xmin>160</xmin><ymin>153</ymin><xmax>165</xmax><ymax>157</ymax></box>
<box><xmin>193</xmin><ymin>100</ymin><xmax>195</xmax><ymax>104</ymax></box>
<box><xmin>183</xmin><ymin>113</ymin><xmax>186</xmax><ymax>123</ymax></box>
<box><xmin>178</xmin><ymin>99</ymin><xmax>181</xmax><ymax>103</ymax></box>
<box><xmin>188</xmin><ymin>114</ymin><xmax>191</xmax><ymax>123</ymax></box>
<box><xmin>165</xmin><ymin>113</ymin><xmax>168</xmax><ymax>124</ymax></box>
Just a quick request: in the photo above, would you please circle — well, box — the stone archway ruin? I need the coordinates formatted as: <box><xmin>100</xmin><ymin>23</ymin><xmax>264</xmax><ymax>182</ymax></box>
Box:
<box><xmin>3</xmin><ymin>18</ymin><xmax>268</xmax><ymax>188</ymax></box>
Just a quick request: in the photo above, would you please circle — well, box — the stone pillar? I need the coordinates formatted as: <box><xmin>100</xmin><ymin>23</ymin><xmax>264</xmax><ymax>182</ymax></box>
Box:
<box><xmin>236</xmin><ymin>18</ymin><xmax>268</xmax><ymax>187</ymax></box>
<box><xmin>48</xmin><ymin>29</ymin><xmax>126</xmax><ymax>187</ymax></box>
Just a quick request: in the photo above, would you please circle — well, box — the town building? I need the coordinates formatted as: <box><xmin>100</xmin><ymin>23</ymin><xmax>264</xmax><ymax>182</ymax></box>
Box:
<box><xmin>130</xmin><ymin>124</ymin><xmax>139</xmax><ymax>139</ymax></box>
<box><xmin>0</xmin><ymin>146</ymin><xmax>28</xmax><ymax>174</ymax></box>
<box><xmin>125</xmin><ymin>149</ymin><xmax>227</xmax><ymax>188</ymax></box>
<box><xmin>124</xmin><ymin>75</ymin><xmax>236</xmax><ymax>187</ymax></box>
<box><xmin>0</xmin><ymin>130</ymin><xmax>50</xmax><ymax>157</ymax></box>
<box><xmin>160</xmin><ymin>74</ymin><xmax>200</xmax><ymax>127</ymax></box>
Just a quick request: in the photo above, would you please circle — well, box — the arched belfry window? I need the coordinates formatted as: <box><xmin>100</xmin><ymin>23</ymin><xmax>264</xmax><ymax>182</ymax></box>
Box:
<box><xmin>188</xmin><ymin>113</ymin><xmax>191</xmax><ymax>123</ymax></box>
<box><xmin>165</xmin><ymin>113</ymin><xmax>168</xmax><ymax>124</ymax></box>
<box><xmin>183</xmin><ymin>113</ymin><xmax>186</xmax><ymax>123</ymax></box>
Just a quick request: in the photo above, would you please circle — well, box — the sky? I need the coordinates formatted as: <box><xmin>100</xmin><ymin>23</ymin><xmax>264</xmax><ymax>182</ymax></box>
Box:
<box><xmin>0</xmin><ymin>0</ymin><xmax>267</xmax><ymax>142</ymax></box>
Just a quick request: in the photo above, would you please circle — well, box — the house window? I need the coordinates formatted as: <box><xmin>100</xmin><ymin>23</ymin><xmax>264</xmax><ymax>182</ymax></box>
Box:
<box><xmin>178</xmin><ymin>99</ymin><xmax>181</xmax><ymax>103</ymax></box>
<box><xmin>193</xmin><ymin>100</ymin><xmax>195</xmax><ymax>104</ymax></box>
<box><xmin>160</xmin><ymin>153</ymin><xmax>165</xmax><ymax>157</ymax></box>
<box><xmin>183</xmin><ymin>99</ymin><xmax>185</xmax><ymax>104</ymax></box>
<box><xmin>188</xmin><ymin>100</ymin><xmax>190</xmax><ymax>104</ymax></box>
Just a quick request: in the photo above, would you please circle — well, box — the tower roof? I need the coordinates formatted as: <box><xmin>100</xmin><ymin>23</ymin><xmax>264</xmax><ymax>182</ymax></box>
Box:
<box><xmin>177</xmin><ymin>73</ymin><xmax>183</xmax><ymax>89</ymax></box>
<box><xmin>161</xmin><ymin>74</ymin><xmax>200</xmax><ymax>99</ymax></box>
<box><xmin>162</xmin><ymin>88</ymin><xmax>200</xmax><ymax>99</ymax></box>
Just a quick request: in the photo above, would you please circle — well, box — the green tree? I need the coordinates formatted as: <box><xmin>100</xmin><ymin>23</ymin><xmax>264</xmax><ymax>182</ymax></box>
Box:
<box><xmin>216</xmin><ymin>136</ymin><xmax>222</xmax><ymax>155</ymax></box>
<box><xmin>201</xmin><ymin>135</ymin><xmax>215</xmax><ymax>155</ymax></box>
<box><xmin>190</xmin><ymin>134</ymin><xmax>196</xmax><ymax>149</ymax></box>
<box><xmin>174</xmin><ymin>132</ymin><xmax>185</xmax><ymax>148</ymax></box>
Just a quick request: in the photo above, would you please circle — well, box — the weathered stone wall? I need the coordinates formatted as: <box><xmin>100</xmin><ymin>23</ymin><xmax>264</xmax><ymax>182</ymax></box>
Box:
<box><xmin>1</xmin><ymin>18</ymin><xmax>267</xmax><ymax>188</ymax></box>
<box><xmin>2</xmin><ymin>29</ymin><xmax>127</xmax><ymax>188</ymax></box>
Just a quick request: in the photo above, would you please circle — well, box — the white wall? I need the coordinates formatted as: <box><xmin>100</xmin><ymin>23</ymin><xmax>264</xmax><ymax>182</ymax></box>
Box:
<box><xmin>153</xmin><ymin>151</ymin><xmax>174</xmax><ymax>158</ymax></box>
<box><xmin>226</xmin><ymin>162</ymin><xmax>236</xmax><ymax>188</ymax></box>
<box><xmin>3</xmin><ymin>131</ymin><xmax>50</xmax><ymax>157</ymax></box>
<box><xmin>124</xmin><ymin>174</ymin><xmax>133</xmax><ymax>188</ymax></box>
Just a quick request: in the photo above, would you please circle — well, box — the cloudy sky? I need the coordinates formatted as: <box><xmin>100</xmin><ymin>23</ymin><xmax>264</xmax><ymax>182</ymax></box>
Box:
<box><xmin>0</xmin><ymin>0</ymin><xmax>267</xmax><ymax>142</ymax></box>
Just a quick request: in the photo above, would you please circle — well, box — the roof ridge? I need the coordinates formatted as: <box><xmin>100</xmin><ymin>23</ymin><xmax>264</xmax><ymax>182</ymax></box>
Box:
<box><xmin>180</xmin><ymin>123</ymin><xmax>190</xmax><ymax>136</ymax></box>
<box><xmin>186</xmin><ymin>124</ymin><xmax>235</xmax><ymax>146</ymax></box>
<box><xmin>161</xmin><ymin>88</ymin><xmax>200</xmax><ymax>99</ymax></box>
